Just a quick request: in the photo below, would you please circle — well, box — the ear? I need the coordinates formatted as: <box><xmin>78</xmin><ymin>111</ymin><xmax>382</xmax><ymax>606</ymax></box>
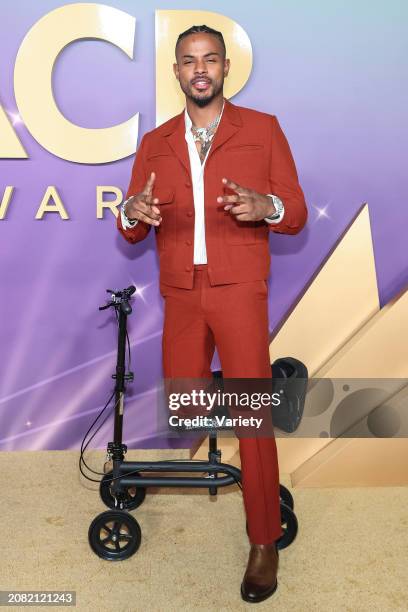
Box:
<box><xmin>224</xmin><ymin>58</ymin><xmax>230</xmax><ymax>78</ymax></box>
<box><xmin>173</xmin><ymin>63</ymin><xmax>180</xmax><ymax>81</ymax></box>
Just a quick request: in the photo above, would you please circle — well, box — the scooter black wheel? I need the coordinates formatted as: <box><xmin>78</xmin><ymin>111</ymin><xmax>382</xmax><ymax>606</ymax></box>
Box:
<box><xmin>88</xmin><ymin>510</ymin><xmax>141</xmax><ymax>560</ymax></box>
<box><xmin>276</xmin><ymin>502</ymin><xmax>298</xmax><ymax>550</ymax></box>
<box><xmin>100</xmin><ymin>472</ymin><xmax>146</xmax><ymax>511</ymax></box>
<box><xmin>279</xmin><ymin>484</ymin><xmax>294</xmax><ymax>510</ymax></box>
<box><xmin>245</xmin><ymin>501</ymin><xmax>298</xmax><ymax>550</ymax></box>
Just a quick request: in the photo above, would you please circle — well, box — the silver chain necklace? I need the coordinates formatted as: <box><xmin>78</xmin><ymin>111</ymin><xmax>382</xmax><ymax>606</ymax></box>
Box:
<box><xmin>191</xmin><ymin>111</ymin><xmax>222</xmax><ymax>163</ymax></box>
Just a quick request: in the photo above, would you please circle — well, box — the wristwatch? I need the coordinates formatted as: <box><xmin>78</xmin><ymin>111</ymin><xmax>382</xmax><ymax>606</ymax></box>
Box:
<box><xmin>121</xmin><ymin>198</ymin><xmax>138</xmax><ymax>225</ymax></box>
<box><xmin>265</xmin><ymin>194</ymin><xmax>284</xmax><ymax>220</ymax></box>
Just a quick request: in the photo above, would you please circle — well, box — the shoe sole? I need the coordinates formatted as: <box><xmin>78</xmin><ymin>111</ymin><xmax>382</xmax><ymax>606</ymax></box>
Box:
<box><xmin>240</xmin><ymin>579</ymin><xmax>278</xmax><ymax>603</ymax></box>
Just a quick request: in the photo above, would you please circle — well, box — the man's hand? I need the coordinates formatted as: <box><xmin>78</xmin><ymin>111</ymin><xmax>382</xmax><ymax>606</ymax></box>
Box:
<box><xmin>124</xmin><ymin>172</ymin><xmax>162</xmax><ymax>226</ymax></box>
<box><xmin>217</xmin><ymin>177</ymin><xmax>276</xmax><ymax>222</ymax></box>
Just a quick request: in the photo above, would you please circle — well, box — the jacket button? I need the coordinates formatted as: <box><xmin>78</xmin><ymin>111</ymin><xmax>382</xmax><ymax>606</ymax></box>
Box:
<box><xmin>185</xmin><ymin>240</ymin><xmax>192</xmax><ymax>246</ymax></box>
<box><xmin>185</xmin><ymin>181</ymin><xmax>191</xmax><ymax>188</ymax></box>
<box><xmin>185</xmin><ymin>266</ymin><xmax>192</xmax><ymax>272</ymax></box>
<box><xmin>186</xmin><ymin>211</ymin><xmax>193</xmax><ymax>217</ymax></box>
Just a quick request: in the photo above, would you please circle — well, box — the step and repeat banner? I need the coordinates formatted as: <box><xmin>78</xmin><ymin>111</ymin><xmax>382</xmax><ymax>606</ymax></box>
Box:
<box><xmin>0</xmin><ymin>1</ymin><xmax>406</xmax><ymax>449</ymax></box>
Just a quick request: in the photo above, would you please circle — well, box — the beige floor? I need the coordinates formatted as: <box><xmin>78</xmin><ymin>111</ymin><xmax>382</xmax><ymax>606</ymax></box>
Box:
<box><xmin>1</xmin><ymin>450</ymin><xmax>408</xmax><ymax>612</ymax></box>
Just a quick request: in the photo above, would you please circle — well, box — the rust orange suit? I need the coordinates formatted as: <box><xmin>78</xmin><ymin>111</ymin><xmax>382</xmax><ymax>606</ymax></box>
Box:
<box><xmin>117</xmin><ymin>99</ymin><xmax>308</xmax><ymax>544</ymax></box>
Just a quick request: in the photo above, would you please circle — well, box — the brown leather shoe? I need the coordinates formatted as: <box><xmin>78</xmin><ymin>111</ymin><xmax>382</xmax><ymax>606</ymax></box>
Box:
<box><xmin>240</xmin><ymin>542</ymin><xmax>279</xmax><ymax>603</ymax></box>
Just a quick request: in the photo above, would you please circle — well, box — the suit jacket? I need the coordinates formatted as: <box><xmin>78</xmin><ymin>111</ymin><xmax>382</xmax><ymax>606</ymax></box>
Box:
<box><xmin>117</xmin><ymin>98</ymin><xmax>307</xmax><ymax>290</ymax></box>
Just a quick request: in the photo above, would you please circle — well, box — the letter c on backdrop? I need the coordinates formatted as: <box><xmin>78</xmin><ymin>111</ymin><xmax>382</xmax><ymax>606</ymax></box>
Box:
<box><xmin>14</xmin><ymin>3</ymin><xmax>138</xmax><ymax>164</ymax></box>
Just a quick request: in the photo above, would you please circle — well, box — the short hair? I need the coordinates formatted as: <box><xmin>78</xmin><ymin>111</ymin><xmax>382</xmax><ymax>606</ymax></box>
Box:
<box><xmin>175</xmin><ymin>25</ymin><xmax>226</xmax><ymax>59</ymax></box>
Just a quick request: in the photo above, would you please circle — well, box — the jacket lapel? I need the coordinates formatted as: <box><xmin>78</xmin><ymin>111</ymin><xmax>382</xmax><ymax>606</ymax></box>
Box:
<box><xmin>163</xmin><ymin>99</ymin><xmax>242</xmax><ymax>175</ymax></box>
<box><xmin>206</xmin><ymin>98</ymin><xmax>242</xmax><ymax>162</ymax></box>
<box><xmin>164</xmin><ymin>111</ymin><xmax>191</xmax><ymax>177</ymax></box>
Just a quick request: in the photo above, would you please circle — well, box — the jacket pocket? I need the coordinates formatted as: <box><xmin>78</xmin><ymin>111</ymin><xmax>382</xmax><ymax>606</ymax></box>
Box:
<box><xmin>147</xmin><ymin>151</ymin><xmax>174</xmax><ymax>159</ymax></box>
<box><xmin>154</xmin><ymin>186</ymin><xmax>175</xmax><ymax>206</ymax></box>
<box><xmin>224</xmin><ymin>144</ymin><xmax>264</xmax><ymax>152</ymax></box>
<box><xmin>154</xmin><ymin>186</ymin><xmax>175</xmax><ymax>250</ymax></box>
<box><xmin>222</xmin><ymin>175</ymin><xmax>269</xmax><ymax>245</ymax></box>
<box><xmin>224</xmin><ymin>215</ymin><xmax>258</xmax><ymax>245</ymax></box>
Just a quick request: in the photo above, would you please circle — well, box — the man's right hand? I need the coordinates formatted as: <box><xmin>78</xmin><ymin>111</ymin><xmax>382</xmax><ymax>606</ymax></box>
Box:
<box><xmin>124</xmin><ymin>172</ymin><xmax>162</xmax><ymax>226</ymax></box>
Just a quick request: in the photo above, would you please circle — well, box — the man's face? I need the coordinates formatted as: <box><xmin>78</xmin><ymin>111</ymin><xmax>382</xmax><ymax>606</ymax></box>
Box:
<box><xmin>173</xmin><ymin>33</ymin><xmax>230</xmax><ymax>107</ymax></box>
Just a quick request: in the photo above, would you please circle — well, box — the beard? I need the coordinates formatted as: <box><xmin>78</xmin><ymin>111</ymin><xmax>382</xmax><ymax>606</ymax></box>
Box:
<box><xmin>181</xmin><ymin>77</ymin><xmax>224</xmax><ymax>108</ymax></box>
<box><xmin>191</xmin><ymin>94</ymin><xmax>216</xmax><ymax>108</ymax></box>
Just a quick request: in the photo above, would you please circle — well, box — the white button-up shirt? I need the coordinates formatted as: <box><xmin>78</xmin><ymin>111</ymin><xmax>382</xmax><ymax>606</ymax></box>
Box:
<box><xmin>184</xmin><ymin>104</ymin><xmax>219</xmax><ymax>264</ymax></box>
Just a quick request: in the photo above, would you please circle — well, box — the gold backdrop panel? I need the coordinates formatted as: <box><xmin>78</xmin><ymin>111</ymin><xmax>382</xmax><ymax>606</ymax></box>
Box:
<box><xmin>269</xmin><ymin>204</ymin><xmax>379</xmax><ymax>377</ymax></box>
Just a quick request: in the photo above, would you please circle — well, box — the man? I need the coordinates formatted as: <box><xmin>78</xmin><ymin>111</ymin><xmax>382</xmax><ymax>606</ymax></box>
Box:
<box><xmin>117</xmin><ymin>25</ymin><xmax>307</xmax><ymax>603</ymax></box>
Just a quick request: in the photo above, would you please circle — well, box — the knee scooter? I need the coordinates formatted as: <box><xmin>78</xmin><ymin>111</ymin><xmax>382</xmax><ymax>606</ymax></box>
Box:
<box><xmin>87</xmin><ymin>286</ymin><xmax>298</xmax><ymax>561</ymax></box>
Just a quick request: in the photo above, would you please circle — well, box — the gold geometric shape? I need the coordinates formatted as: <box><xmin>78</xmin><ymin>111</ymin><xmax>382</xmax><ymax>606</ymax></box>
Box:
<box><xmin>288</xmin><ymin>287</ymin><xmax>408</xmax><ymax>485</ymax></box>
<box><xmin>315</xmin><ymin>285</ymin><xmax>408</xmax><ymax>378</ymax></box>
<box><xmin>291</xmin><ymin>383</ymin><xmax>408</xmax><ymax>487</ymax></box>
<box><xmin>293</xmin><ymin>438</ymin><xmax>408</xmax><ymax>487</ymax></box>
<box><xmin>269</xmin><ymin>204</ymin><xmax>379</xmax><ymax>377</ymax></box>
<box><xmin>270</xmin><ymin>203</ymin><xmax>384</xmax><ymax>479</ymax></box>
<box><xmin>277</xmin><ymin>285</ymin><xmax>408</xmax><ymax>478</ymax></box>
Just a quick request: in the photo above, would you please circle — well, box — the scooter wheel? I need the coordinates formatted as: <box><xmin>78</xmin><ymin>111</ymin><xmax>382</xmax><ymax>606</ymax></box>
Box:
<box><xmin>279</xmin><ymin>484</ymin><xmax>294</xmax><ymax>510</ymax></box>
<box><xmin>100</xmin><ymin>472</ymin><xmax>146</xmax><ymax>511</ymax></box>
<box><xmin>245</xmin><ymin>501</ymin><xmax>298</xmax><ymax>550</ymax></box>
<box><xmin>88</xmin><ymin>510</ymin><xmax>141</xmax><ymax>560</ymax></box>
<box><xmin>276</xmin><ymin>502</ymin><xmax>298</xmax><ymax>550</ymax></box>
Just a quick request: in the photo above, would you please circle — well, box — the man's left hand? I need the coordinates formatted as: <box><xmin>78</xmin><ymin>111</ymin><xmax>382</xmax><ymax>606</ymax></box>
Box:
<box><xmin>217</xmin><ymin>177</ymin><xmax>275</xmax><ymax>222</ymax></box>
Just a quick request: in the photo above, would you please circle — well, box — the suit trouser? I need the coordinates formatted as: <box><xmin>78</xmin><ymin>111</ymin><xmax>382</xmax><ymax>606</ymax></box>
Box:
<box><xmin>162</xmin><ymin>264</ymin><xmax>283</xmax><ymax>545</ymax></box>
